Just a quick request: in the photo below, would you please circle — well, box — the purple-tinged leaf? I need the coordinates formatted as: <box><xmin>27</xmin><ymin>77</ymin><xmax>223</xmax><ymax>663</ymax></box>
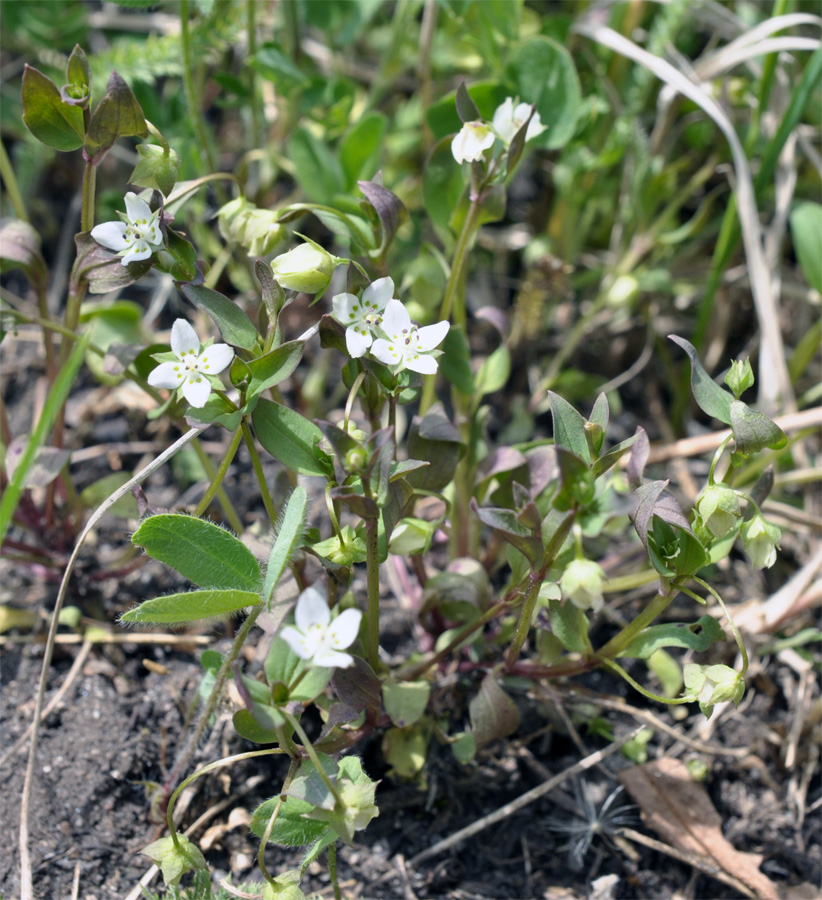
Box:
<box><xmin>455</xmin><ymin>80</ymin><xmax>481</xmax><ymax>124</ymax></box>
<box><xmin>469</xmin><ymin>673</ymin><xmax>521</xmax><ymax>749</ymax></box>
<box><xmin>729</xmin><ymin>399</ymin><xmax>787</xmax><ymax>456</ymax></box>
<box><xmin>627</xmin><ymin>428</ymin><xmax>650</xmax><ymax>490</ymax></box>
<box><xmin>84</xmin><ymin>70</ymin><xmax>147</xmax><ymax>165</ymax></box>
<box><xmin>549</xmin><ymin>392</ymin><xmax>592</xmax><ymax>464</ymax></box>
<box><xmin>669</xmin><ymin>335</ymin><xmax>732</xmax><ymax>425</ymax></box>
<box><xmin>357</xmin><ymin>179</ymin><xmax>408</xmax><ymax>257</ymax></box>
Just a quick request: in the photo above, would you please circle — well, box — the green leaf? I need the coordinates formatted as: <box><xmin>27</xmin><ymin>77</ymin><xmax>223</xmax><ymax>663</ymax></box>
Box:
<box><xmin>471</xmin><ymin>501</ymin><xmax>542</xmax><ymax>565</ymax></box>
<box><xmin>592</xmin><ymin>430</ymin><xmax>643</xmax><ymax>479</ymax></box>
<box><xmin>251</xmin><ymin>794</ymin><xmax>330</xmax><ymax>848</ymax></box>
<box><xmin>618</xmin><ymin>614</ymin><xmax>726</xmax><ymax>659</ymax></box>
<box><xmin>120</xmin><ymin>588</ymin><xmax>260</xmax><ymax>624</ymax></box>
<box><xmin>84</xmin><ymin>70</ymin><xmax>147</xmax><ymax>164</ymax></box>
<box><xmin>290</xmin><ymin>127</ymin><xmax>344</xmax><ymax>204</ymax></box>
<box><xmin>553</xmin><ymin>447</ymin><xmax>595</xmax><ymax>510</ymax></box>
<box><xmin>506</xmin><ymin>37</ymin><xmax>581</xmax><ymax>150</ymax></box>
<box><xmin>438</xmin><ymin>326</ymin><xmax>475</xmax><ymax>395</ymax></box>
<box><xmin>382</xmin><ymin>679</ymin><xmax>431</xmax><ymax>728</ymax></box>
<box><xmin>475</xmin><ymin>343</ymin><xmax>510</xmax><ymax>397</ymax></box>
<box><xmin>80</xmin><ymin>472</ymin><xmax>139</xmax><ymax>518</ymax></box>
<box><xmin>74</xmin><ymin>233</ymin><xmax>152</xmax><ymax>294</ymax></box>
<box><xmin>247</xmin><ymin>340</ymin><xmax>305</xmax><ymax>400</ymax></box>
<box><xmin>250</xmin><ymin>42</ymin><xmax>310</xmax><ymax>91</ymax></box>
<box><xmin>252</xmin><ymin>399</ymin><xmax>332</xmax><ymax>477</ymax></box>
<box><xmin>548</xmin><ymin>596</ymin><xmax>588</xmax><ymax>652</ymax></box>
<box><xmin>422</xmin><ymin>136</ymin><xmax>465</xmax><ymax>234</ymax></box>
<box><xmin>80</xmin><ymin>299</ymin><xmax>144</xmax><ymax>385</ymax></box>
<box><xmin>406</xmin><ymin>404</ymin><xmax>463</xmax><ymax>492</ymax></box>
<box><xmin>668</xmin><ymin>335</ymin><xmax>732</xmax><ymax>425</ymax></box>
<box><xmin>549</xmin><ymin>392</ymin><xmax>591</xmax><ymax>463</ymax></box>
<box><xmin>132</xmin><ymin>514</ymin><xmax>262</xmax><ymax>592</ymax></box>
<box><xmin>0</xmin><ymin>335</ymin><xmax>88</xmax><ymax>546</ymax></box>
<box><xmin>469</xmin><ymin>673</ymin><xmax>520</xmax><ymax>749</ymax></box>
<box><xmin>451</xmin><ymin>731</ymin><xmax>476</xmax><ymax>764</ymax></box>
<box><xmin>340</xmin><ymin>112</ymin><xmax>386</xmax><ymax>188</ymax></box>
<box><xmin>21</xmin><ymin>65</ymin><xmax>84</xmax><ymax>151</ymax></box>
<box><xmin>180</xmin><ymin>283</ymin><xmax>259</xmax><ymax>352</ymax></box>
<box><xmin>790</xmin><ymin>201</ymin><xmax>822</xmax><ymax>294</ymax></box>
<box><xmin>358</xmin><ymin>179</ymin><xmax>408</xmax><ymax>259</ymax></box>
<box><xmin>263</xmin><ymin>486</ymin><xmax>307</xmax><ymax>607</ymax></box>
<box><xmin>729</xmin><ymin>399</ymin><xmax>787</xmax><ymax>457</ymax></box>
<box><xmin>232</xmin><ymin>708</ymin><xmax>281</xmax><ymax>744</ymax></box>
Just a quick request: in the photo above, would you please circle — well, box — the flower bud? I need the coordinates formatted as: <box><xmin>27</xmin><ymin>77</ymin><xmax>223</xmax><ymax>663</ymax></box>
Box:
<box><xmin>311</xmin><ymin>526</ymin><xmax>367</xmax><ymax>567</ymax></box>
<box><xmin>129</xmin><ymin>143</ymin><xmax>181</xmax><ymax>196</ymax></box>
<box><xmin>141</xmin><ymin>835</ymin><xmax>207</xmax><ymax>886</ymax></box>
<box><xmin>270</xmin><ymin>241</ymin><xmax>337</xmax><ymax>294</ymax></box>
<box><xmin>724</xmin><ymin>358</ymin><xmax>754</xmax><ymax>399</ymax></box>
<box><xmin>217</xmin><ymin>197</ymin><xmax>285</xmax><ymax>257</ymax></box>
<box><xmin>696</xmin><ymin>483</ymin><xmax>740</xmax><ymax>538</ymax></box>
<box><xmin>560</xmin><ymin>558</ymin><xmax>605</xmax><ymax>612</ymax></box>
<box><xmin>684</xmin><ymin>663</ymin><xmax>744</xmax><ymax>718</ymax></box>
<box><xmin>741</xmin><ymin>514</ymin><xmax>780</xmax><ymax>569</ymax></box>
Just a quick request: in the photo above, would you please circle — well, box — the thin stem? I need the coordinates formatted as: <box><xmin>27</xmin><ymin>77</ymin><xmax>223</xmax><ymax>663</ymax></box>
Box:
<box><xmin>692</xmin><ymin>575</ymin><xmax>749</xmax><ymax>674</ymax></box>
<box><xmin>165</xmin><ymin>743</ymin><xmax>283</xmax><ymax>846</ymax></box>
<box><xmin>602</xmin><ymin>659</ymin><xmax>691</xmax><ymax>705</ymax></box>
<box><xmin>242</xmin><ymin>420</ymin><xmax>278</xmax><ymax>523</ymax></box>
<box><xmin>280</xmin><ymin>708</ymin><xmax>342</xmax><ymax>804</ymax></box>
<box><xmin>596</xmin><ymin>586</ymin><xmax>674</xmax><ymax>660</ymax></box>
<box><xmin>80</xmin><ymin>160</ymin><xmax>96</xmax><ymax>235</ymax></box>
<box><xmin>193</xmin><ymin>427</ymin><xmax>244</xmax><ymax>526</ymax></box>
<box><xmin>365</xmin><ymin>515</ymin><xmax>381</xmax><ymax>672</ymax></box>
<box><xmin>247</xmin><ymin>0</ymin><xmax>262</xmax><ymax>154</ymax></box>
<box><xmin>164</xmin><ymin>605</ymin><xmax>264</xmax><ymax>801</ymax></box>
<box><xmin>329</xmin><ymin>841</ymin><xmax>342</xmax><ymax>900</ymax></box>
<box><xmin>0</xmin><ymin>141</ymin><xmax>28</xmax><ymax>222</ymax></box>
<box><xmin>179</xmin><ymin>0</ymin><xmax>219</xmax><ymax>178</ymax></box>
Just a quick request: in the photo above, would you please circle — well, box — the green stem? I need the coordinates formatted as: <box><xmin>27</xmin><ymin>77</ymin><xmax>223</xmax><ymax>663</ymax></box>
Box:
<box><xmin>329</xmin><ymin>841</ymin><xmax>342</xmax><ymax>900</ymax></box>
<box><xmin>242</xmin><ymin>420</ymin><xmax>278</xmax><ymax>523</ymax></box>
<box><xmin>247</xmin><ymin>0</ymin><xmax>262</xmax><ymax>154</ymax></box>
<box><xmin>257</xmin><ymin>758</ymin><xmax>299</xmax><ymax>887</ymax></box>
<box><xmin>80</xmin><ymin>159</ymin><xmax>96</xmax><ymax>235</ymax></box>
<box><xmin>365</xmin><ymin>515</ymin><xmax>381</xmax><ymax>672</ymax></box>
<box><xmin>179</xmin><ymin>0</ymin><xmax>218</xmax><ymax>177</ymax></box>
<box><xmin>596</xmin><ymin>586</ymin><xmax>674</xmax><ymax>660</ymax></box>
<box><xmin>193</xmin><ymin>427</ymin><xmax>244</xmax><ymax>527</ymax></box>
<box><xmin>0</xmin><ymin>141</ymin><xmax>28</xmax><ymax>222</ymax></box>
<box><xmin>165</xmin><ymin>606</ymin><xmax>264</xmax><ymax>810</ymax></box>
<box><xmin>505</xmin><ymin>570</ymin><xmax>544</xmax><ymax>670</ymax></box>
<box><xmin>281</xmin><ymin>708</ymin><xmax>342</xmax><ymax>804</ymax></box>
<box><xmin>693</xmin><ymin>575</ymin><xmax>749</xmax><ymax>674</ymax></box>
<box><xmin>165</xmin><ymin>742</ymin><xmax>283</xmax><ymax>846</ymax></box>
<box><xmin>603</xmin><ymin>658</ymin><xmax>691</xmax><ymax>705</ymax></box>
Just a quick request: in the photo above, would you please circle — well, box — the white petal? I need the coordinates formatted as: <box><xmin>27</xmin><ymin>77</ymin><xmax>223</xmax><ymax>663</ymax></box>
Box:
<box><xmin>124</xmin><ymin>191</ymin><xmax>153</xmax><ymax>224</ymax></box>
<box><xmin>526</xmin><ymin>112</ymin><xmax>546</xmax><ymax>141</ymax></box>
<box><xmin>294</xmin><ymin>587</ymin><xmax>330</xmax><ymax>632</ymax></box>
<box><xmin>415</xmin><ymin>320</ymin><xmax>450</xmax><ymax>352</ymax></box>
<box><xmin>90</xmin><ymin>221</ymin><xmax>128</xmax><ymax>251</ymax></box>
<box><xmin>345</xmin><ymin>326</ymin><xmax>373</xmax><ymax>358</ymax></box>
<box><xmin>332</xmin><ymin>292</ymin><xmax>359</xmax><ymax>323</ymax></box>
<box><xmin>147</xmin><ymin>361</ymin><xmax>185</xmax><ymax>390</ymax></box>
<box><xmin>370</xmin><ymin>338</ymin><xmax>402</xmax><ymax>367</ymax></box>
<box><xmin>171</xmin><ymin>319</ymin><xmax>200</xmax><ymax>358</ymax></box>
<box><xmin>181</xmin><ymin>375</ymin><xmax>211</xmax><ymax>407</ymax></box>
<box><xmin>280</xmin><ymin>626</ymin><xmax>314</xmax><ymax>660</ymax></box>
<box><xmin>326</xmin><ymin>608</ymin><xmax>362</xmax><ymax>650</ymax></box>
<box><xmin>120</xmin><ymin>240</ymin><xmax>153</xmax><ymax>265</ymax></box>
<box><xmin>513</xmin><ymin>102</ymin><xmax>532</xmax><ymax>124</ymax></box>
<box><xmin>197</xmin><ymin>343</ymin><xmax>233</xmax><ymax>375</ymax></box>
<box><xmin>404</xmin><ymin>352</ymin><xmax>439</xmax><ymax>374</ymax></box>
<box><xmin>312</xmin><ymin>647</ymin><xmax>354</xmax><ymax>668</ymax></box>
<box><xmin>380</xmin><ymin>299</ymin><xmax>411</xmax><ymax>336</ymax></box>
<box><xmin>492</xmin><ymin>97</ymin><xmax>515</xmax><ymax>137</ymax></box>
<box><xmin>362</xmin><ymin>277</ymin><xmax>394</xmax><ymax>310</ymax></box>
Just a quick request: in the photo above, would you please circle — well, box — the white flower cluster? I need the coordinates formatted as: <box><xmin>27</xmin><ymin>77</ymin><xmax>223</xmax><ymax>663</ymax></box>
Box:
<box><xmin>451</xmin><ymin>96</ymin><xmax>546</xmax><ymax>165</ymax></box>
<box><xmin>331</xmin><ymin>277</ymin><xmax>449</xmax><ymax>374</ymax></box>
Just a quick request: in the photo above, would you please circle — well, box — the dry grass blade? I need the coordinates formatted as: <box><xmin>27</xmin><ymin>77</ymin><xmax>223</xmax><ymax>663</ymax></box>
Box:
<box><xmin>572</xmin><ymin>18</ymin><xmax>794</xmax><ymax>412</ymax></box>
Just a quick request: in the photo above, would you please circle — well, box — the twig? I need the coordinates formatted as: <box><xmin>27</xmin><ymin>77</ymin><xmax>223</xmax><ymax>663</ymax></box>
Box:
<box><xmin>408</xmin><ymin>727</ymin><xmax>642</xmax><ymax>865</ymax></box>
<box><xmin>0</xmin><ymin>632</ymin><xmax>213</xmax><ymax>646</ymax></box>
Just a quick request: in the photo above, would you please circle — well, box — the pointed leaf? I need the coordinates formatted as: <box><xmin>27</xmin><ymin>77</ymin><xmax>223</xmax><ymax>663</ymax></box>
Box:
<box><xmin>120</xmin><ymin>589</ymin><xmax>260</xmax><ymax>624</ymax></box>
<box><xmin>358</xmin><ymin>179</ymin><xmax>408</xmax><ymax>257</ymax></box>
<box><xmin>549</xmin><ymin>392</ymin><xmax>591</xmax><ymax>463</ymax></box>
<box><xmin>84</xmin><ymin>71</ymin><xmax>147</xmax><ymax>164</ymax></box>
<box><xmin>469</xmin><ymin>673</ymin><xmax>521</xmax><ymax>749</ymax></box>
<box><xmin>181</xmin><ymin>283</ymin><xmax>259</xmax><ymax>351</ymax></box>
<box><xmin>668</xmin><ymin>335</ymin><xmax>732</xmax><ymax>425</ymax></box>
<box><xmin>729</xmin><ymin>400</ymin><xmax>787</xmax><ymax>456</ymax></box>
<box><xmin>592</xmin><ymin>429</ymin><xmax>644</xmax><ymax>479</ymax></box>
<box><xmin>455</xmin><ymin>80</ymin><xmax>481</xmax><ymax>123</ymax></box>
<box><xmin>132</xmin><ymin>514</ymin><xmax>262</xmax><ymax>592</ymax></box>
<box><xmin>247</xmin><ymin>340</ymin><xmax>305</xmax><ymax>400</ymax></box>
<box><xmin>21</xmin><ymin>65</ymin><xmax>84</xmax><ymax>151</ymax></box>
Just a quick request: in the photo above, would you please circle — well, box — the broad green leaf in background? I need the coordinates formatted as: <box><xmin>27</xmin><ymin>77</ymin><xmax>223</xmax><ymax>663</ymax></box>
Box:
<box><xmin>250</xmin><ymin>42</ymin><xmax>310</xmax><ymax>92</ymax></box>
<box><xmin>340</xmin><ymin>112</ymin><xmax>386</xmax><ymax>188</ymax></box>
<box><xmin>790</xmin><ymin>202</ymin><xmax>822</xmax><ymax>294</ymax></box>
<box><xmin>382</xmin><ymin>679</ymin><xmax>431</xmax><ymax>728</ymax></box>
<box><xmin>422</xmin><ymin>136</ymin><xmax>465</xmax><ymax>235</ymax></box>
<box><xmin>132</xmin><ymin>514</ymin><xmax>262</xmax><ymax>592</ymax></box>
<box><xmin>290</xmin><ymin>126</ymin><xmax>345</xmax><ymax>203</ymax></box>
<box><xmin>506</xmin><ymin>37</ymin><xmax>581</xmax><ymax>150</ymax></box>
<box><xmin>79</xmin><ymin>299</ymin><xmax>145</xmax><ymax>385</ymax></box>
<box><xmin>120</xmin><ymin>589</ymin><xmax>260</xmax><ymax>624</ymax></box>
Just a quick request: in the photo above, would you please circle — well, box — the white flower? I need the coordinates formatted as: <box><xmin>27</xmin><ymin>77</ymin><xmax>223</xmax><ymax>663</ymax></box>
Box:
<box><xmin>491</xmin><ymin>97</ymin><xmax>546</xmax><ymax>145</ymax></box>
<box><xmin>741</xmin><ymin>514</ymin><xmax>780</xmax><ymax>569</ymax></box>
<box><xmin>280</xmin><ymin>587</ymin><xmax>362</xmax><ymax>669</ymax></box>
<box><xmin>370</xmin><ymin>299</ymin><xmax>450</xmax><ymax>374</ymax></box>
<box><xmin>147</xmin><ymin>319</ymin><xmax>234</xmax><ymax>408</ymax></box>
<box><xmin>451</xmin><ymin>121</ymin><xmax>495</xmax><ymax>164</ymax></box>
<box><xmin>90</xmin><ymin>191</ymin><xmax>163</xmax><ymax>266</ymax></box>
<box><xmin>560</xmin><ymin>558</ymin><xmax>605</xmax><ymax>613</ymax></box>
<box><xmin>331</xmin><ymin>276</ymin><xmax>396</xmax><ymax>358</ymax></box>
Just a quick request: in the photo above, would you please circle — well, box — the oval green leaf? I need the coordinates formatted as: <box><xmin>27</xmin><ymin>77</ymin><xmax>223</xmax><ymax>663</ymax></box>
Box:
<box><xmin>120</xmin><ymin>589</ymin><xmax>260</xmax><ymax>624</ymax></box>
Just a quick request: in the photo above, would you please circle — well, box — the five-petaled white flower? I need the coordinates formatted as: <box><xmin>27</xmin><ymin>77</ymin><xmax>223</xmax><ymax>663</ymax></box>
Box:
<box><xmin>280</xmin><ymin>587</ymin><xmax>362</xmax><ymax>669</ymax></box>
<box><xmin>331</xmin><ymin>276</ymin><xmax>396</xmax><ymax>358</ymax></box>
<box><xmin>370</xmin><ymin>299</ymin><xmax>449</xmax><ymax>374</ymax></box>
<box><xmin>451</xmin><ymin>121</ymin><xmax>495</xmax><ymax>164</ymax></box>
<box><xmin>147</xmin><ymin>319</ymin><xmax>234</xmax><ymax>408</ymax></box>
<box><xmin>491</xmin><ymin>97</ymin><xmax>546</xmax><ymax>145</ymax></box>
<box><xmin>90</xmin><ymin>191</ymin><xmax>164</xmax><ymax>266</ymax></box>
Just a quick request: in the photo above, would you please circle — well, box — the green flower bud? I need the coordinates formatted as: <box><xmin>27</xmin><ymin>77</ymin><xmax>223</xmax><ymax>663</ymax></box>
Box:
<box><xmin>741</xmin><ymin>514</ymin><xmax>780</xmax><ymax>569</ymax></box>
<box><xmin>129</xmin><ymin>143</ymin><xmax>180</xmax><ymax>196</ymax></box>
<box><xmin>697</xmin><ymin>483</ymin><xmax>740</xmax><ymax>538</ymax></box>
<box><xmin>724</xmin><ymin>358</ymin><xmax>754</xmax><ymax>399</ymax></box>
<box><xmin>262</xmin><ymin>871</ymin><xmax>307</xmax><ymax>900</ymax></box>
<box><xmin>684</xmin><ymin>663</ymin><xmax>744</xmax><ymax>718</ymax></box>
<box><xmin>311</xmin><ymin>525</ymin><xmax>367</xmax><ymax>566</ymax></box>
<box><xmin>217</xmin><ymin>197</ymin><xmax>285</xmax><ymax>258</ymax></box>
<box><xmin>270</xmin><ymin>241</ymin><xmax>337</xmax><ymax>294</ymax></box>
<box><xmin>560</xmin><ymin>558</ymin><xmax>605</xmax><ymax>612</ymax></box>
<box><xmin>141</xmin><ymin>835</ymin><xmax>207</xmax><ymax>886</ymax></box>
